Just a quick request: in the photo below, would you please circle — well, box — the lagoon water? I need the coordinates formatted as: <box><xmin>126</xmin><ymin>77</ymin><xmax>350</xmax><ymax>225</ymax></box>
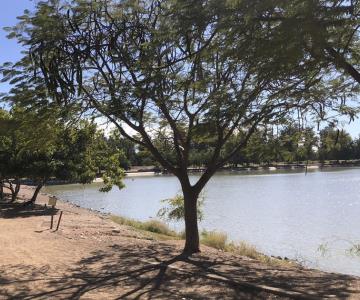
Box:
<box><xmin>45</xmin><ymin>168</ymin><xmax>360</xmax><ymax>276</ymax></box>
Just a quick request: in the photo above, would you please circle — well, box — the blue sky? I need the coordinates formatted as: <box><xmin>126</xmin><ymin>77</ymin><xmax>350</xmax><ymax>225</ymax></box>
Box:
<box><xmin>0</xmin><ymin>0</ymin><xmax>36</xmax><ymax>94</ymax></box>
<box><xmin>1</xmin><ymin>0</ymin><xmax>360</xmax><ymax>137</ymax></box>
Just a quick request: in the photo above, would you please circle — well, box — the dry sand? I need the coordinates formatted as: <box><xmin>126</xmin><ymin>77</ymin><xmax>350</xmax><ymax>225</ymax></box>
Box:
<box><xmin>1</xmin><ymin>185</ymin><xmax>360</xmax><ymax>299</ymax></box>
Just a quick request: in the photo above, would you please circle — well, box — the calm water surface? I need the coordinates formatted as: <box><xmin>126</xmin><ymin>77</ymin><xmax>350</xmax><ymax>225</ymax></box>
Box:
<box><xmin>45</xmin><ymin>168</ymin><xmax>360</xmax><ymax>276</ymax></box>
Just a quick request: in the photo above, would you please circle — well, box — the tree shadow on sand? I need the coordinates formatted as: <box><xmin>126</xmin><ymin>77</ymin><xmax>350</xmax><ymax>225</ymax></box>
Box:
<box><xmin>0</xmin><ymin>242</ymin><xmax>358</xmax><ymax>299</ymax></box>
<box><xmin>0</xmin><ymin>202</ymin><xmax>58</xmax><ymax>219</ymax></box>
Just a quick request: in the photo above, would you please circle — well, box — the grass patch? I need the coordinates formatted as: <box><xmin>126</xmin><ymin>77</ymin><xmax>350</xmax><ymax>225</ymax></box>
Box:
<box><xmin>226</xmin><ymin>241</ymin><xmax>260</xmax><ymax>259</ymax></box>
<box><xmin>142</xmin><ymin>219</ymin><xmax>177</xmax><ymax>236</ymax></box>
<box><xmin>201</xmin><ymin>230</ymin><xmax>228</xmax><ymax>249</ymax></box>
<box><xmin>110</xmin><ymin>215</ymin><xmax>180</xmax><ymax>240</ymax></box>
<box><xmin>201</xmin><ymin>230</ymin><xmax>296</xmax><ymax>267</ymax></box>
<box><xmin>110</xmin><ymin>216</ymin><xmax>297</xmax><ymax>267</ymax></box>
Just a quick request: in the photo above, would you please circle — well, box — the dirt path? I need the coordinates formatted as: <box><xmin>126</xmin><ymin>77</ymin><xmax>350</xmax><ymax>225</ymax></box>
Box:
<box><xmin>0</xmin><ymin>186</ymin><xmax>360</xmax><ymax>299</ymax></box>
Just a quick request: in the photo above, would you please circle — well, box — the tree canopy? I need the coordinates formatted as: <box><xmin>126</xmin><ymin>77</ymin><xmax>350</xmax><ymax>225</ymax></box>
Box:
<box><xmin>0</xmin><ymin>104</ymin><xmax>125</xmax><ymax>204</ymax></box>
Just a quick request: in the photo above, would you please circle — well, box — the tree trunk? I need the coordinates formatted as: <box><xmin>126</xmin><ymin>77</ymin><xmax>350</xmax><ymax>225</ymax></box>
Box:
<box><xmin>9</xmin><ymin>180</ymin><xmax>20</xmax><ymax>203</ymax></box>
<box><xmin>11</xmin><ymin>193</ymin><xmax>16</xmax><ymax>202</ymax></box>
<box><xmin>0</xmin><ymin>182</ymin><xmax>3</xmax><ymax>200</ymax></box>
<box><xmin>12</xmin><ymin>181</ymin><xmax>20</xmax><ymax>202</ymax></box>
<box><xmin>31</xmin><ymin>183</ymin><xmax>43</xmax><ymax>203</ymax></box>
<box><xmin>15</xmin><ymin>181</ymin><xmax>20</xmax><ymax>196</ymax></box>
<box><xmin>182</xmin><ymin>188</ymin><xmax>200</xmax><ymax>254</ymax></box>
<box><xmin>23</xmin><ymin>182</ymin><xmax>44</xmax><ymax>206</ymax></box>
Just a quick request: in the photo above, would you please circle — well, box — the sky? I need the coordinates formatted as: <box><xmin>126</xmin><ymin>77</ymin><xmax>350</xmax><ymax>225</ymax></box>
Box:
<box><xmin>0</xmin><ymin>1</ymin><xmax>37</xmax><ymax>94</ymax></box>
<box><xmin>1</xmin><ymin>0</ymin><xmax>360</xmax><ymax>137</ymax></box>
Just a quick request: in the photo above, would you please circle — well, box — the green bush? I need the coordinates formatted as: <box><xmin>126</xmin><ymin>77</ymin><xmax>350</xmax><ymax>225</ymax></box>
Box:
<box><xmin>157</xmin><ymin>193</ymin><xmax>204</xmax><ymax>221</ymax></box>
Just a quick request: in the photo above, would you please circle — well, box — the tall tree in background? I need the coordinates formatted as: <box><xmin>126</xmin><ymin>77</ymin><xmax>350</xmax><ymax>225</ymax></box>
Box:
<box><xmin>2</xmin><ymin>0</ymin><xmax>359</xmax><ymax>253</ymax></box>
<box><xmin>318</xmin><ymin>126</ymin><xmax>353</xmax><ymax>161</ymax></box>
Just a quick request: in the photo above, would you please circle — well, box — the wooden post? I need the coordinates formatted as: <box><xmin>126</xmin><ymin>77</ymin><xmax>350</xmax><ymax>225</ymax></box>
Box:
<box><xmin>49</xmin><ymin>204</ymin><xmax>55</xmax><ymax>229</ymax></box>
<box><xmin>55</xmin><ymin>211</ymin><xmax>63</xmax><ymax>231</ymax></box>
<box><xmin>50</xmin><ymin>213</ymin><xmax>54</xmax><ymax>229</ymax></box>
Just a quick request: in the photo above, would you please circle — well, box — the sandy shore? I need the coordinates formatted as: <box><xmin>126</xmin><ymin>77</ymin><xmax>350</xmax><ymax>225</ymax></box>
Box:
<box><xmin>1</xmin><ymin>186</ymin><xmax>360</xmax><ymax>299</ymax></box>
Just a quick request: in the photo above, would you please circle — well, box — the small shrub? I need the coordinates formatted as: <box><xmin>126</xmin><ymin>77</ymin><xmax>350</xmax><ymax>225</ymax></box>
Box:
<box><xmin>349</xmin><ymin>244</ymin><xmax>360</xmax><ymax>256</ymax></box>
<box><xmin>201</xmin><ymin>230</ymin><xmax>228</xmax><ymax>250</ymax></box>
<box><xmin>157</xmin><ymin>193</ymin><xmax>204</xmax><ymax>222</ymax></box>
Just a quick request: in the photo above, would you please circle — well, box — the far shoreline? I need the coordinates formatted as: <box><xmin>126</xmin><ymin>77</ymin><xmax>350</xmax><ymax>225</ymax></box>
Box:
<box><xmin>37</xmin><ymin>163</ymin><xmax>360</xmax><ymax>186</ymax></box>
<box><xmin>123</xmin><ymin>163</ymin><xmax>360</xmax><ymax>178</ymax></box>
<box><xmin>124</xmin><ymin>161</ymin><xmax>360</xmax><ymax>176</ymax></box>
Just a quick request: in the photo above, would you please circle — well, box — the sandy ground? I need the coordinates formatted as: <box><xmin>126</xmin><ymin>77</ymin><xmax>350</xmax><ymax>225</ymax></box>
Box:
<box><xmin>1</xmin><ymin>186</ymin><xmax>360</xmax><ymax>299</ymax></box>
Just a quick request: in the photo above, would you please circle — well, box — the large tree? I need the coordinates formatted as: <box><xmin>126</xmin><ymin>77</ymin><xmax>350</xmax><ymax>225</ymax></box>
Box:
<box><xmin>3</xmin><ymin>0</ymin><xmax>359</xmax><ymax>253</ymax></box>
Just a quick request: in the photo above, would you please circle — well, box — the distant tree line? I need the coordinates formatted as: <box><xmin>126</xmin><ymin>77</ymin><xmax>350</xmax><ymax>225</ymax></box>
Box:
<box><xmin>228</xmin><ymin>125</ymin><xmax>359</xmax><ymax>166</ymax></box>
<box><xmin>121</xmin><ymin>124</ymin><xmax>360</xmax><ymax>168</ymax></box>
